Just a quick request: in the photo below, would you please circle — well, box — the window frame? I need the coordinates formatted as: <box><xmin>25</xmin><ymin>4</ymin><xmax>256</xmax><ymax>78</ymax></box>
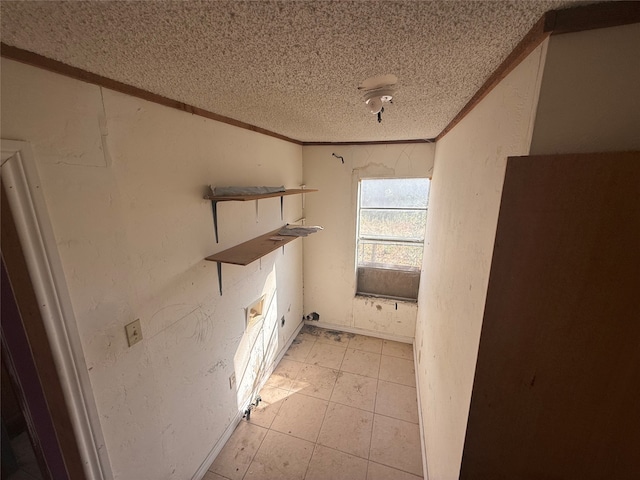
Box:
<box><xmin>355</xmin><ymin>177</ymin><xmax>430</xmax><ymax>300</ymax></box>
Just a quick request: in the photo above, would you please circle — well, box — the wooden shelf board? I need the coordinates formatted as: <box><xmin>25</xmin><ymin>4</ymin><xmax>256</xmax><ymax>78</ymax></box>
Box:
<box><xmin>205</xmin><ymin>228</ymin><xmax>298</xmax><ymax>266</ymax></box>
<box><xmin>204</xmin><ymin>188</ymin><xmax>317</xmax><ymax>202</ymax></box>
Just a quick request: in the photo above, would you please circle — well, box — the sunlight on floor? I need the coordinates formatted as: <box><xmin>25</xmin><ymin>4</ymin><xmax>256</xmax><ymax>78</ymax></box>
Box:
<box><xmin>206</xmin><ymin>325</ymin><xmax>423</xmax><ymax>480</ymax></box>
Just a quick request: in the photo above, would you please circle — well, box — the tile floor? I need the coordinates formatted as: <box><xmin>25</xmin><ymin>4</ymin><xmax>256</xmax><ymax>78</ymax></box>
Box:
<box><xmin>6</xmin><ymin>431</ymin><xmax>43</xmax><ymax>480</ymax></box>
<box><xmin>205</xmin><ymin>325</ymin><xmax>423</xmax><ymax>480</ymax></box>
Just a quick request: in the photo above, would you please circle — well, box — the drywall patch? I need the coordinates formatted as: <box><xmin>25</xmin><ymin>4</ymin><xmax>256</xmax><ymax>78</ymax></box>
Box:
<box><xmin>98</xmin><ymin>87</ymin><xmax>113</xmax><ymax>167</ymax></box>
<box><xmin>352</xmin><ymin>162</ymin><xmax>395</xmax><ymax>178</ymax></box>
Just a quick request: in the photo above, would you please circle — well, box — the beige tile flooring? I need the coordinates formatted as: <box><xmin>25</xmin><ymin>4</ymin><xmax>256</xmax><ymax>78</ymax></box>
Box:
<box><xmin>205</xmin><ymin>325</ymin><xmax>423</xmax><ymax>480</ymax></box>
<box><xmin>6</xmin><ymin>432</ymin><xmax>43</xmax><ymax>480</ymax></box>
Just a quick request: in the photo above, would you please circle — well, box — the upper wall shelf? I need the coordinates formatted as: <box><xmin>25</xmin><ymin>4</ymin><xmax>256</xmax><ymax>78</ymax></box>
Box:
<box><xmin>204</xmin><ymin>188</ymin><xmax>317</xmax><ymax>243</ymax></box>
<box><xmin>204</xmin><ymin>188</ymin><xmax>317</xmax><ymax>202</ymax></box>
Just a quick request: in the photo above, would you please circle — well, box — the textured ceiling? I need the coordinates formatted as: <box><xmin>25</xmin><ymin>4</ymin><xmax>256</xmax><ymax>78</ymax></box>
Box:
<box><xmin>1</xmin><ymin>1</ymin><xmax>578</xmax><ymax>143</ymax></box>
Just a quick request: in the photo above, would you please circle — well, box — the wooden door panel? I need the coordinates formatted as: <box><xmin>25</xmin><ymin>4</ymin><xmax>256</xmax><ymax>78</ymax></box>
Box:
<box><xmin>461</xmin><ymin>152</ymin><xmax>640</xmax><ymax>480</ymax></box>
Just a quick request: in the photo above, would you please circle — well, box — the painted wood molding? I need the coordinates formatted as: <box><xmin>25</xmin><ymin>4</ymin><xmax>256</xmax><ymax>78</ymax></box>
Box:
<box><xmin>436</xmin><ymin>1</ymin><xmax>640</xmax><ymax>141</ymax></box>
<box><xmin>1</xmin><ymin>140</ymin><xmax>113</xmax><ymax>480</ymax></box>
<box><xmin>1</xmin><ymin>2</ymin><xmax>637</xmax><ymax>146</ymax></box>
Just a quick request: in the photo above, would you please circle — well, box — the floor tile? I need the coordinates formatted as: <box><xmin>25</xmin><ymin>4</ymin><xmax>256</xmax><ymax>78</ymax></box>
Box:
<box><xmin>330</xmin><ymin>371</ymin><xmax>377</xmax><ymax>412</ymax></box>
<box><xmin>313</xmin><ymin>329</ymin><xmax>354</xmax><ymax>346</ymax></box>
<box><xmin>291</xmin><ymin>364</ymin><xmax>339</xmax><ymax>400</ymax></box>
<box><xmin>348</xmin><ymin>334</ymin><xmax>383</xmax><ymax>354</ymax></box>
<box><xmin>305</xmin><ymin>445</ymin><xmax>368</xmax><ymax>480</ymax></box>
<box><xmin>270</xmin><ymin>393</ymin><xmax>328</xmax><ymax>442</ymax></box>
<box><xmin>305</xmin><ymin>342</ymin><xmax>346</xmax><ymax>370</ymax></box>
<box><xmin>375</xmin><ymin>380</ymin><xmax>419</xmax><ymax>424</ymax></box>
<box><xmin>340</xmin><ymin>348</ymin><xmax>381</xmax><ymax>378</ymax></box>
<box><xmin>5</xmin><ymin>471</ymin><xmax>41</xmax><ymax>480</ymax></box>
<box><xmin>382</xmin><ymin>340</ymin><xmax>414</xmax><ymax>360</ymax></box>
<box><xmin>209</xmin><ymin>421</ymin><xmax>267</xmax><ymax>480</ymax></box>
<box><xmin>202</xmin><ymin>472</ymin><xmax>231</xmax><ymax>480</ymax></box>
<box><xmin>10</xmin><ymin>432</ymin><xmax>42</xmax><ymax>480</ymax></box>
<box><xmin>296</xmin><ymin>326</ymin><xmax>320</xmax><ymax>343</ymax></box>
<box><xmin>244</xmin><ymin>430</ymin><xmax>314</xmax><ymax>480</ymax></box>
<box><xmin>379</xmin><ymin>355</ymin><xmax>416</xmax><ymax>387</ymax></box>
<box><xmin>264</xmin><ymin>359</ymin><xmax>304</xmax><ymax>390</ymax></box>
<box><xmin>369</xmin><ymin>415</ymin><xmax>422</xmax><ymax>476</ymax></box>
<box><xmin>284</xmin><ymin>339</ymin><xmax>314</xmax><ymax>362</ymax></box>
<box><xmin>210</xmin><ymin>328</ymin><xmax>423</xmax><ymax>480</ymax></box>
<box><xmin>249</xmin><ymin>386</ymin><xmax>289</xmax><ymax>428</ymax></box>
<box><xmin>301</xmin><ymin>325</ymin><xmax>354</xmax><ymax>346</ymax></box>
<box><xmin>317</xmin><ymin>402</ymin><xmax>373</xmax><ymax>459</ymax></box>
<box><xmin>366</xmin><ymin>461</ymin><xmax>423</xmax><ymax>480</ymax></box>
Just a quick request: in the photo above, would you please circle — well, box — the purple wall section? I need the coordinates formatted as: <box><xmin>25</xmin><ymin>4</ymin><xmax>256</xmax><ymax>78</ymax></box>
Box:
<box><xmin>1</xmin><ymin>259</ymin><xmax>69</xmax><ymax>480</ymax></box>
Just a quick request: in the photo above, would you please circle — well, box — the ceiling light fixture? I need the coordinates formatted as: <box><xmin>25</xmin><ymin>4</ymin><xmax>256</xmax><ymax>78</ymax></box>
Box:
<box><xmin>364</xmin><ymin>87</ymin><xmax>394</xmax><ymax>115</ymax></box>
<box><xmin>359</xmin><ymin>74</ymin><xmax>397</xmax><ymax>124</ymax></box>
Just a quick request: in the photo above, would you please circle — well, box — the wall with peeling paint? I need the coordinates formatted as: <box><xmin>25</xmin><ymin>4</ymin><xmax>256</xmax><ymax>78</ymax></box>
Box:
<box><xmin>302</xmin><ymin>144</ymin><xmax>435</xmax><ymax>341</ymax></box>
<box><xmin>1</xmin><ymin>58</ymin><xmax>304</xmax><ymax>479</ymax></box>
<box><xmin>414</xmin><ymin>41</ymin><xmax>548</xmax><ymax>480</ymax></box>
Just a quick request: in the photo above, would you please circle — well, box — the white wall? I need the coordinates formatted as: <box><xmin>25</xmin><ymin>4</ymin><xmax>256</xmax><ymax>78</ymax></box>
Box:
<box><xmin>1</xmin><ymin>58</ymin><xmax>304</xmax><ymax>480</ymax></box>
<box><xmin>414</xmin><ymin>41</ymin><xmax>548</xmax><ymax>480</ymax></box>
<box><xmin>302</xmin><ymin>144</ymin><xmax>435</xmax><ymax>340</ymax></box>
<box><xmin>530</xmin><ymin>23</ymin><xmax>640</xmax><ymax>155</ymax></box>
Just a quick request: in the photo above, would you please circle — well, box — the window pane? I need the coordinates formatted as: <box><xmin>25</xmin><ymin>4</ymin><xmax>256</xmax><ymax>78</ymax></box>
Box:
<box><xmin>359</xmin><ymin>209</ymin><xmax>427</xmax><ymax>240</ymax></box>
<box><xmin>357</xmin><ymin>241</ymin><xmax>423</xmax><ymax>269</ymax></box>
<box><xmin>360</xmin><ymin>178</ymin><xmax>429</xmax><ymax>208</ymax></box>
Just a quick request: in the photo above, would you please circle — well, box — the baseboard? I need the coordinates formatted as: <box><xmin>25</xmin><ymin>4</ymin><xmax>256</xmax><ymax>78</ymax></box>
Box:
<box><xmin>414</xmin><ymin>341</ymin><xmax>429</xmax><ymax>480</ymax></box>
<box><xmin>275</xmin><ymin>320</ymin><xmax>305</xmax><ymax>364</ymax></box>
<box><xmin>191</xmin><ymin>410</ymin><xmax>243</xmax><ymax>480</ymax></box>
<box><xmin>305</xmin><ymin>320</ymin><xmax>414</xmax><ymax>344</ymax></box>
<box><xmin>191</xmin><ymin>320</ymin><xmax>304</xmax><ymax>480</ymax></box>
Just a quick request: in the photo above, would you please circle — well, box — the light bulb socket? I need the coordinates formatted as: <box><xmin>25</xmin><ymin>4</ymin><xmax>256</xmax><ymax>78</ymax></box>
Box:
<box><xmin>366</xmin><ymin>97</ymin><xmax>383</xmax><ymax>114</ymax></box>
<box><xmin>363</xmin><ymin>87</ymin><xmax>394</xmax><ymax>115</ymax></box>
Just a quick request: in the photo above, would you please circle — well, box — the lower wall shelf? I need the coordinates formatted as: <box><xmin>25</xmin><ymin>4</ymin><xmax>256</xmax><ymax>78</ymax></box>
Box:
<box><xmin>205</xmin><ymin>227</ymin><xmax>299</xmax><ymax>295</ymax></box>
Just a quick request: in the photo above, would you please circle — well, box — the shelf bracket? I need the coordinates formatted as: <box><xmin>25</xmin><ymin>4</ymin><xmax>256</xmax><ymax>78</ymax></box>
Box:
<box><xmin>255</xmin><ymin>199</ymin><xmax>259</xmax><ymax>223</ymax></box>
<box><xmin>216</xmin><ymin>261</ymin><xmax>223</xmax><ymax>295</ymax></box>
<box><xmin>280</xmin><ymin>195</ymin><xmax>284</xmax><ymax>220</ymax></box>
<box><xmin>210</xmin><ymin>201</ymin><xmax>220</xmax><ymax>243</ymax></box>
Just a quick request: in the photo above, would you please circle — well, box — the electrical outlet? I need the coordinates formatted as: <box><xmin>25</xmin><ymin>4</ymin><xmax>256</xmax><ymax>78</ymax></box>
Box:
<box><xmin>125</xmin><ymin>319</ymin><xmax>143</xmax><ymax>347</ymax></box>
<box><xmin>229</xmin><ymin>372</ymin><xmax>236</xmax><ymax>390</ymax></box>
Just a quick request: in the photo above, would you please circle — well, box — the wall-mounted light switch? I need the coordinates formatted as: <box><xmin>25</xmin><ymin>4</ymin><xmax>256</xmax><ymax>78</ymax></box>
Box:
<box><xmin>125</xmin><ymin>319</ymin><xmax>143</xmax><ymax>347</ymax></box>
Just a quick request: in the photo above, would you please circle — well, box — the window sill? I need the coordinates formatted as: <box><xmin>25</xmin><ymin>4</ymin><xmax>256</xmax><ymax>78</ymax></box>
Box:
<box><xmin>356</xmin><ymin>266</ymin><xmax>421</xmax><ymax>300</ymax></box>
<box><xmin>355</xmin><ymin>292</ymin><xmax>418</xmax><ymax>303</ymax></box>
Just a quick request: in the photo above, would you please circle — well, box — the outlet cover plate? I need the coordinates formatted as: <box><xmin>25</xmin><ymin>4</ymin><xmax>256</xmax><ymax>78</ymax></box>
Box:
<box><xmin>125</xmin><ymin>319</ymin><xmax>143</xmax><ymax>347</ymax></box>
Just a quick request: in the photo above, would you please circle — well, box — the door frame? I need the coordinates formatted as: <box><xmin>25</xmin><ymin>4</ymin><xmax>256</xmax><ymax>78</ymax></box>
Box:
<box><xmin>1</xmin><ymin>139</ymin><xmax>112</xmax><ymax>479</ymax></box>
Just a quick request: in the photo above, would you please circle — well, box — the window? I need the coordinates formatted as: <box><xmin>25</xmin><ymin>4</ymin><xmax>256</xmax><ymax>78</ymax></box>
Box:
<box><xmin>356</xmin><ymin>178</ymin><xmax>430</xmax><ymax>300</ymax></box>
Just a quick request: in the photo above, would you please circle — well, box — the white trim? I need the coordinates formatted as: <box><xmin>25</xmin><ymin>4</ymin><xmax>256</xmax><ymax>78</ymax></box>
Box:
<box><xmin>1</xmin><ymin>140</ymin><xmax>112</xmax><ymax>479</ymax></box>
<box><xmin>306</xmin><ymin>320</ymin><xmax>414</xmax><ymax>344</ymax></box>
<box><xmin>414</xmin><ymin>339</ymin><xmax>429</xmax><ymax>480</ymax></box>
<box><xmin>275</xmin><ymin>320</ymin><xmax>305</xmax><ymax>365</ymax></box>
<box><xmin>190</xmin><ymin>410</ymin><xmax>243</xmax><ymax>480</ymax></box>
<box><xmin>191</xmin><ymin>320</ymin><xmax>304</xmax><ymax>480</ymax></box>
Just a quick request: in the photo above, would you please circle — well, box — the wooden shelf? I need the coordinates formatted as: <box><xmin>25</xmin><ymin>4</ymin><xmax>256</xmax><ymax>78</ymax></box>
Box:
<box><xmin>205</xmin><ymin>228</ymin><xmax>298</xmax><ymax>266</ymax></box>
<box><xmin>204</xmin><ymin>188</ymin><xmax>317</xmax><ymax>243</ymax></box>
<box><xmin>204</xmin><ymin>188</ymin><xmax>317</xmax><ymax>202</ymax></box>
<box><xmin>205</xmin><ymin>227</ymin><xmax>315</xmax><ymax>294</ymax></box>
